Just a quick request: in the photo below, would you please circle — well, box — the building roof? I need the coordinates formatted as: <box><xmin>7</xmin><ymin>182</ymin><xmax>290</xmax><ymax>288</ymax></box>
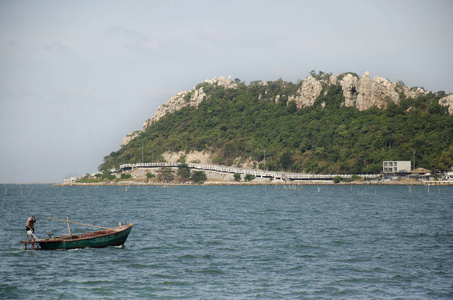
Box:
<box><xmin>411</xmin><ymin>167</ymin><xmax>431</xmax><ymax>174</ymax></box>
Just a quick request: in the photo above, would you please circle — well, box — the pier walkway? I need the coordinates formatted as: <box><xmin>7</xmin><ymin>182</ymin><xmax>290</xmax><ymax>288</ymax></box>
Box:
<box><xmin>119</xmin><ymin>162</ymin><xmax>381</xmax><ymax>182</ymax></box>
<box><xmin>424</xmin><ymin>180</ymin><xmax>453</xmax><ymax>186</ymax></box>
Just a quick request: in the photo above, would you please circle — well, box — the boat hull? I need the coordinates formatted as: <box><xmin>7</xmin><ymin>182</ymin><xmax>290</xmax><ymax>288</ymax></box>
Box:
<box><xmin>36</xmin><ymin>224</ymin><xmax>133</xmax><ymax>250</ymax></box>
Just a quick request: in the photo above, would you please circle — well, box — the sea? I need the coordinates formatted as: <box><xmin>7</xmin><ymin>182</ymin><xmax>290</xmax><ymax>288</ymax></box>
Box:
<box><xmin>0</xmin><ymin>184</ymin><xmax>452</xmax><ymax>299</ymax></box>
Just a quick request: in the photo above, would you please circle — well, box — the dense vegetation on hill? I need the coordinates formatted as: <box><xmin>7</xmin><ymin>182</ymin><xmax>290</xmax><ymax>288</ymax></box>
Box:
<box><xmin>100</xmin><ymin>80</ymin><xmax>453</xmax><ymax>174</ymax></box>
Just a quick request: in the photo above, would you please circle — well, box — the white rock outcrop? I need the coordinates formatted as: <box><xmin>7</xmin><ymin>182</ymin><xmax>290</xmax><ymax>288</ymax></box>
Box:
<box><xmin>204</xmin><ymin>75</ymin><xmax>238</xmax><ymax>89</ymax></box>
<box><xmin>286</xmin><ymin>71</ymin><xmax>417</xmax><ymax>111</ymax></box>
<box><xmin>340</xmin><ymin>74</ymin><xmax>359</xmax><ymax>107</ymax></box>
<box><xmin>288</xmin><ymin>76</ymin><xmax>323</xmax><ymax>109</ymax></box>
<box><xmin>121</xmin><ymin>131</ymin><xmax>141</xmax><ymax>147</ymax></box>
<box><xmin>440</xmin><ymin>94</ymin><xmax>453</xmax><ymax>114</ymax></box>
<box><xmin>339</xmin><ymin>72</ymin><xmax>418</xmax><ymax>110</ymax></box>
<box><xmin>122</xmin><ymin>72</ymin><xmax>451</xmax><ymax>147</ymax></box>
<box><xmin>122</xmin><ymin>76</ymin><xmax>237</xmax><ymax>147</ymax></box>
<box><xmin>336</xmin><ymin>72</ymin><xmax>427</xmax><ymax>111</ymax></box>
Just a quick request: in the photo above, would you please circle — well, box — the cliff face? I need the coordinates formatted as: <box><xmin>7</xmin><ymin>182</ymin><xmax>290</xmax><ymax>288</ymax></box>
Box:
<box><xmin>121</xmin><ymin>76</ymin><xmax>237</xmax><ymax>146</ymax></box>
<box><xmin>122</xmin><ymin>72</ymin><xmax>452</xmax><ymax>147</ymax></box>
<box><xmin>144</xmin><ymin>76</ymin><xmax>237</xmax><ymax>127</ymax></box>
<box><xmin>287</xmin><ymin>76</ymin><xmax>323</xmax><ymax>108</ymax></box>
<box><xmin>440</xmin><ymin>94</ymin><xmax>453</xmax><ymax>114</ymax></box>
<box><xmin>289</xmin><ymin>72</ymin><xmax>428</xmax><ymax>110</ymax></box>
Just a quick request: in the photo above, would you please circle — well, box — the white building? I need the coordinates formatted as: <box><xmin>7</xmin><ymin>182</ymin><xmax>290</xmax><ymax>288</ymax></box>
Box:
<box><xmin>383</xmin><ymin>161</ymin><xmax>411</xmax><ymax>173</ymax></box>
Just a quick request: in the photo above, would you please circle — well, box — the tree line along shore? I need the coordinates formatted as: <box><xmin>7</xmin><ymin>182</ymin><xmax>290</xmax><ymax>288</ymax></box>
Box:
<box><xmin>59</xmin><ymin>164</ymin><xmax>443</xmax><ymax>186</ymax></box>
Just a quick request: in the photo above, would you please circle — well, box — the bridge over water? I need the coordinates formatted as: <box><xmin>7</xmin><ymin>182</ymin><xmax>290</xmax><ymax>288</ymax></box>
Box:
<box><xmin>119</xmin><ymin>162</ymin><xmax>380</xmax><ymax>181</ymax></box>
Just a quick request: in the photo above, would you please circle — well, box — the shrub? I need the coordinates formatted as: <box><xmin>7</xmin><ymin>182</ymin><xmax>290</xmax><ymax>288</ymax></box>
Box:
<box><xmin>245</xmin><ymin>174</ymin><xmax>255</xmax><ymax>181</ymax></box>
<box><xmin>120</xmin><ymin>173</ymin><xmax>132</xmax><ymax>180</ymax></box>
<box><xmin>157</xmin><ymin>167</ymin><xmax>175</xmax><ymax>181</ymax></box>
<box><xmin>333</xmin><ymin>176</ymin><xmax>342</xmax><ymax>183</ymax></box>
<box><xmin>191</xmin><ymin>171</ymin><xmax>207</xmax><ymax>184</ymax></box>
<box><xmin>146</xmin><ymin>172</ymin><xmax>155</xmax><ymax>182</ymax></box>
<box><xmin>100</xmin><ymin>171</ymin><xmax>116</xmax><ymax>181</ymax></box>
<box><xmin>234</xmin><ymin>173</ymin><xmax>241</xmax><ymax>181</ymax></box>
<box><xmin>351</xmin><ymin>174</ymin><xmax>362</xmax><ymax>181</ymax></box>
<box><xmin>177</xmin><ymin>155</ymin><xmax>187</xmax><ymax>163</ymax></box>
<box><xmin>177</xmin><ymin>163</ymin><xmax>191</xmax><ymax>179</ymax></box>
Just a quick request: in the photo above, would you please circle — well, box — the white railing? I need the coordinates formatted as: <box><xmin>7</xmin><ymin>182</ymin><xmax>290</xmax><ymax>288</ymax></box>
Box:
<box><xmin>119</xmin><ymin>162</ymin><xmax>381</xmax><ymax>181</ymax></box>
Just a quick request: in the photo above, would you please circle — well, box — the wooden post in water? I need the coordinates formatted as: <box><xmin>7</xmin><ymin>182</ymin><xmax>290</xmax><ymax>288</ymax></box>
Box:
<box><xmin>67</xmin><ymin>216</ymin><xmax>71</xmax><ymax>236</ymax></box>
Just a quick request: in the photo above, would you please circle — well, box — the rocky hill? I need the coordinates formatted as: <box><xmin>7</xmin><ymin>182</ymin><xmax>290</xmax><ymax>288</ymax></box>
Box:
<box><xmin>122</xmin><ymin>76</ymin><xmax>239</xmax><ymax>146</ymax></box>
<box><xmin>100</xmin><ymin>71</ymin><xmax>453</xmax><ymax>175</ymax></box>
<box><xmin>122</xmin><ymin>72</ymin><xmax>453</xmax><ymax>146</ymax></box>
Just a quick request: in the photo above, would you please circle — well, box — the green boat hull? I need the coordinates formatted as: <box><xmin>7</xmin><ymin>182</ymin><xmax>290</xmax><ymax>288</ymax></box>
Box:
<box><xmin>36</xmin><ymin>224</ymin><xmax>133</xmax><ymax>250</ymax></box>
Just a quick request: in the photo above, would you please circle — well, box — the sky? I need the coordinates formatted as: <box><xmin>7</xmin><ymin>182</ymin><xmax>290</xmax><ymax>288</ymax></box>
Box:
<box><xmin>1</xmin><ymin>0</ymin><xmax>452</xmax><ymax>183</ymax></box>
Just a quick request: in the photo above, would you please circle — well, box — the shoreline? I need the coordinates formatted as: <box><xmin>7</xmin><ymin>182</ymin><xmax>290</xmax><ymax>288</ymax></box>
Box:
<box><xmin>53</xmin><ymin>180</ymin><xmax>442</xmax><ymax>187</ymax></box>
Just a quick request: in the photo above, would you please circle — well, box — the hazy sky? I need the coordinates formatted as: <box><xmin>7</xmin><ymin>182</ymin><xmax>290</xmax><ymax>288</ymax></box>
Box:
<box><xmin>1</xmin><ymin>0</ymin><xmax>452</xmax><ymax>183</ymax></box>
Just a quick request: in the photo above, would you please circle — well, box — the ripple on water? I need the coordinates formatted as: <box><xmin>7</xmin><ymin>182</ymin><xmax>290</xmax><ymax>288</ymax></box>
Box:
<box><xmin>1</xmin><ymin>185</ymin><xmax>452</xmax><ymax>299</ymax></box>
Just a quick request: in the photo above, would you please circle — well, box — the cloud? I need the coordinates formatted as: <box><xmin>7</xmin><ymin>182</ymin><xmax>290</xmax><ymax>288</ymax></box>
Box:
<box><xmin>106</xmin><ymin>26</ymin><xmax>161</xmax><ymax>54</ymax></box>
<box><xmin>199</xmin><ymin>26</ymin><xmax>221</xmax><ymax>41</ymax></box>
<box><xmin>140</xmin><ymin>40</ymin><xmax>161</xmax><ymax>50</ymax></box>
<box><xmin>69</xmin><ymin>87</ymin><xmax>106</xmax><ymax>101</ymax></box>
<box><xmin>2</xmin><ymin>39</ymin><xmax>34</xmax><ymax>57</ymax></box>
<box><xmin>44</xmin><ymin>43</ymin><xmax>75</xmax><ymax>55</ymax></box>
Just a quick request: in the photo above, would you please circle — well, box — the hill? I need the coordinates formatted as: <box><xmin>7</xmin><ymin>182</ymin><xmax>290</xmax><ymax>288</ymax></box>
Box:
<box><xmin>100</xmin><ymin>71</ymin><xmax>453</xmax><ymax>174</ymax></box>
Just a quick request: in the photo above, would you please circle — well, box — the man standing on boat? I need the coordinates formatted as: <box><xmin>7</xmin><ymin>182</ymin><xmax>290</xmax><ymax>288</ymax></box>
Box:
<box><xmin>26</xmin><ymin>216</ymin><xmax>37</xmax><ymax>241</ymax></box>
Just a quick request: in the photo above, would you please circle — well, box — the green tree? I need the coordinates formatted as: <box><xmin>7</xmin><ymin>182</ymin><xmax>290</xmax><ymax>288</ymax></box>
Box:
<box><xmin>146</xmin><ymin>172</ymin><xmax>155</xmax><ymax>182</ymax></box>
<box><xmin>191</xmin><ymin>171</ymin><xmax>207</xmax><ymax>184</ymax></box>
<box><xmin>234</xmin><ymin>173</ymin><xmax>241</xmax><ymax>181</ymax></box>
<box><xmin>333</xmin><ymin>176</ymin><xmax>342</xmax><ymax>183</ymax></box>
<box><xmin>99</xmin><ymin>75</ymin><xmax>453</xmax><ymax>175</ymax></box>
<box><xmin>120</xmin><ymin>173</ymin><xmax>132</xmax><ymax>180</ymax></box>
<box><xmin>245</xmin><ymin>174</ymin><xmax>255</xmax><ymax>181</ymax></box>
<box><xmin>177</xmin><ymin>163</ymin><xmax>191</xmax><ymax>180</ymax></box>
<box><xmin>157</xmin><ymin>167</ymin><xmax>175</xmax><ymax>181</ymax></box>
<box><xmin>351</xmin><ymin>174</ymin><xmax>362</xmax><ymax>181</ymax></box>
<box><xmin>102</xmin><ymin>171</ymin><xmax>116</xmax><ymax>181</ymax></box>
<box><xmin>280</xmin><ymin>152</ymin><xmax>293</xmax><ymax>171</ymax></box>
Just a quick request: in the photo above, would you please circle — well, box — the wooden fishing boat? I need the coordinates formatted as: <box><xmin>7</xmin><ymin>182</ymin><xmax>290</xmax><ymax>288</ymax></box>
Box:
<box><xmin>20</xmin><ymin>218</ymin><xmax>133</xmax><ymax>250</ymax></box>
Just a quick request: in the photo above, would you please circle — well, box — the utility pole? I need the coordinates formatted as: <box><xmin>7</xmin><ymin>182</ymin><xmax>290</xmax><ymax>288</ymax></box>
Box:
<box><xmin>142</xmin><ymin>146</ymin><xmax>144</xmax><ymax>164</ymax></box>
<box><xmin>412</xmin><ymin>150</ymin><xmax>416</xmax><ymax>171</ymax></box>
<box><xmin>263</xmin><ymin>149</ymin><xmax>266</xmax><ymax>172</ymax></box>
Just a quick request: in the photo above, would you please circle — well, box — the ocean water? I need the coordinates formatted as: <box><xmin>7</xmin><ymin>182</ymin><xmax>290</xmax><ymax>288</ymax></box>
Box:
<box><xmin>0</xmin><ymin>184</ymin><xmax>452</xmax><ymax>299</ymax></box>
